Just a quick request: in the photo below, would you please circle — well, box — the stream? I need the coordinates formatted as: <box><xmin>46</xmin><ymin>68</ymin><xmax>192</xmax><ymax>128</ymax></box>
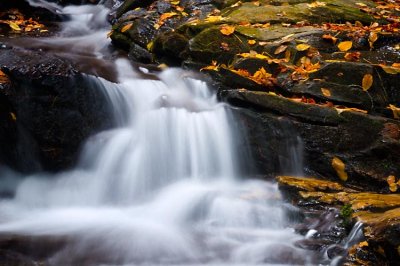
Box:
<box><xmin>0</xmin><ymin>2</ymin><xmax>335</xmax><ymax>265</ymax></box>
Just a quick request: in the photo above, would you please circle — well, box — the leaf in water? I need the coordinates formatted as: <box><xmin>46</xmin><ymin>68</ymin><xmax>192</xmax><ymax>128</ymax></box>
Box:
<box><xmin>338</xmin><ymin>41</ymin><xmax>353</xmax><ymax>52</ymax></box>
<box><xmin>121</xmin><ymin>23</ymin><xmax>133</xmax><ymax>33</ymax></box>
<box><xmin>362</xmin><ymin>74</ymin><xmax>373</xmax><ymax>91</ymax></box>
<box><xmin>274</xmin><ymin>45</ymin><xmax>287</xmax><ymax>54</ymax></box>
<box><xmin>220</xmin><ymin>25</ymin><xmax>235</xmax><ymax>36</ymax></box>
<box><xmin>332</xmin><ymin>157</ymin><xmax>348</xmax><ymax>181</ymax></box>
<box><xmin>296</xmin><ymin>43</ymin><xmax>310</xmax><ymax>51</ymax></box>
<box><xmin>248</xmin><ymin>39</ymin><xmax>256</xmax><ymax>45</ymax></box>
<box><xmin>8</xmin><ymin>21</ymin><xmax>21</xmax><ymax>31</ymax></box>
<box><xmin>387</xmin><ymin>104</ymin><xmax>400</xmax><ymax>119</ymax></box>
<box><xmin>321</xmin><ymin>88</ymin><xmax>331</xmax><ymax>97</ymax></box>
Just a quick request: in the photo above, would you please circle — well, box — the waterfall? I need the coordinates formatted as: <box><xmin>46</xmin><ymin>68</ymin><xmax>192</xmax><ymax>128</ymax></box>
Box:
<box><xmin>0</xmin><ymin>2</ymin><xmax>317</xmax><ymax>265</ymax></box>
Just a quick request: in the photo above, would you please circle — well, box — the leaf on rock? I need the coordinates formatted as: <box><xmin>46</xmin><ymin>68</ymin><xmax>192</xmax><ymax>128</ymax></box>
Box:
<box><xmin>387</xmin><ymin>104</ymin><xmax>400</xmax><ymax>119</ymax></box>
<box><xmin>362</xmin><ymin>74</ymin><xmax>373</xmax><ymax>91</ymax></box>
<box><xmin>220</xmin><ymin>25</ymin><xmax>235</xmax><ymax>36</ymax></box>
<box><xmin>205</xmin><ymin>15</ymin><xmax>223</xmax><ymax>23</ymax></box>
<box><xmin>332</xmin><ymin>157</ymin><xmax>348</xmax><ymax>181</ymax></box>
<box><xmin>379</xmin><ymin>64</ymin><xmax>400</xmax><ymax>74</ymax></box>
<box><xmin>296</xmin><ymin>43</ymin><xmax>310</xmax><ymax>51</ymax></box>
<box><xmin>307</xmin><ymin>1</ymin><xmax>326</xmax><ymax>8</ymax></box>
<box><xmin>344</xmin><ymin>51</ymin><xmax>361</xmax><ymax>61</ymax></box>
<box><xmin>321</xmin><ymin>88</ymin><xmax>331</xmax><ymax>97</ymax></box>
<box><xmin>338</xmin><ymin>41</ymin><xmax>353</xmax><ymax>52</ymax></box>
<box><xmin>8</xmin><ymin>21</ymin><xmax>21</xmax><ymax>31</ymax></box>
<box><xmin>9</xmin><ymin>112</ymin><xmax>16</xmax><ymax>121</ymax></box>
<box><xmin>248</xmin><ymin>39</ymin><xmax>256</xmax><ymax>45</ymax></box>
<box><xmin>368</xmin><ymin>32</ymin><xmax>378</xmax><ymax>48</ymax></box>
<box><xmin>322</xmin><ymin>34</ymin><xmax>338</xmax><ymax>44</ymax></box>
<box><xmin>121</xmin><ymin>23</ymin><xmax>133</xmax><ymax>33</ymax></box>
<box><xmin>274</xmin><ymin>45</ymin><xmax>288</xmax><ymax>54</ymax></box>
<box><xmin>387</xmin><ymin>175</ymin><xmax>396</xmax><ymax>185</ymax></box>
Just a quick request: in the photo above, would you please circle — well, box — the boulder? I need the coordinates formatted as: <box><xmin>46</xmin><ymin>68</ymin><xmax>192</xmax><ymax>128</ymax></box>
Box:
<box><xmin>0</xmin><ymin>46</ymin><xmax>115</xmax><ymax>173</ymax></box>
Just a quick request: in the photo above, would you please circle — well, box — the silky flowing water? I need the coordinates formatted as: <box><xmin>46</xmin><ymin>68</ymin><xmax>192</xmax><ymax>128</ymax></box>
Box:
<box><xmin>0</xmin><ymin>2</ymin><xmax>327</xmax><ymax>265</ymax></box>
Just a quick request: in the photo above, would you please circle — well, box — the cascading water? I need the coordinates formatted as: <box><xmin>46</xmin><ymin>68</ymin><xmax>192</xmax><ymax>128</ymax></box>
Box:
<box><xmin>0</xmin><ymin>1</ymin><xmax>322</xmax><ymax>265</ymax></box>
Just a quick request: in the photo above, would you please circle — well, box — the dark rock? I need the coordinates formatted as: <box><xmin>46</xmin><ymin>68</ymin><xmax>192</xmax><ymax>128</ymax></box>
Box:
<box><xmin>0</xmin><ymin>47</ymin><xmax>115</xmax><ymax>173</ymax></box>
<box><xmin>153</xmin><ymin>31</ymin><xmax>189</xmax><ymax>65</ymax></box>
<box><xmin>128</xmin><ymin>43</ymin><xmax>153</xmax><ymax>63</ymax></box>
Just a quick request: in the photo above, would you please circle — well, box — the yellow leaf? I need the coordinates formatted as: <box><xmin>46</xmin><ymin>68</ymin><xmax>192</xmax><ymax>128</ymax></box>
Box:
<box><xmin>335</xmin><ymin>107</ymin><xmax>368</xmax><ymax>114</ymax></box>
<box><xmin>147</xmin><ymin>41</ymin><xmax>154</xmax><ymax>51</ymax></box>
<box><xmin>387</xmin><ymin>104</ymin><xmax>400</xmax><ymax>119</ymax></box>
<box><xmin>220</xmin><ymin>25</ymin><xmax>235</xmax><ymax>36</ymax></box>
<box><xmin>9</xmin><ymin>112</ymin><xmax>16</xmax><ymax>121</ymax></box>
<box><xmin>274</xmin><ymin>45</ymin><xmax>288</xmax><ymax>54</ymax></box>
<box><xmin>107</xmin><ymin>30</ymin><xmax>113</xmax><ymax>38</ymax></box>
<box><xmin>121</xmin><ymin>23</ymin><xmax>133</xmax><ymax>33</ymax></box>
<box><xmin>368</xmin><ymin>32</ymin><xmax>378</xmax><ymax>44</ymax></box>
<box><xmin>332</xmin><ymin>157</ymin><xmax>348</xmax><ymax>181</ymax></box>
<box><xmin>248</xmin><ymin>39</ymin><xmax>256</xmax><ymax>45</ymax></box>
<box><xmin>321</xmin><ymin>88</ymin><xmax>331</xmax><ymax>97</ymax></box>
<box><xmin>160</xmin><ymin>12</ymin><xmax>178</xmax><ymax>21</ymax></box>
<box><xmin>387</xmin><ymin>175</ymin><xmax>396</xmax><ymax>185</ymax></box>
<box><xmin>389</xmin><ymin>183</ymin><xmax>398</xmax><ymax>192</ymax></box>
<box><xmin>362</xmin><ymin>74</ymin><xmax>373</xmax><ymax>91</ymax></box>
<box><xmin>359</xmin><ymin>241</ymin><xmax>369</xmax><ymax>248</ymax></box>
<box><xmin>338</xmin><ymin>41</ymin><xmax>353</xmax><ymax>52</ymax></box>
<box><xmin>170</xmin><ymin>0</ymin><xmax>180</xmax><ymax>4</ymax></box>
<box><xmin>205</xmin><ymin>15</ymin><xmax>223</xmax><ymax>23</ymax></box>
<box><xmin>307</xmin><ymin>1</ymin><xmax>326</xmax><ymax>8</ymax></box>
<box><xmin>8</xmin><ymin>21</ymin><xmax>21</xmax><ymax>31</ymax></box>
<box><xmin>379</xmin><ymin>64</ymin><xmax>400</xmax><ymax>74</ymax></box>
<box><xmin>296</xmin><ymin>43</ymin><xmax>311</xmax><ymax>51</ymax></box>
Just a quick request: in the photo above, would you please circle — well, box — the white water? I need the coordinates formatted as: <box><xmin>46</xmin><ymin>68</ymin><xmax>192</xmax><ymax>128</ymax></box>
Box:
<box><xmin>0</xmin><ymin>2</ymin><xmax>316</xmax><ymax>265</ymax></box>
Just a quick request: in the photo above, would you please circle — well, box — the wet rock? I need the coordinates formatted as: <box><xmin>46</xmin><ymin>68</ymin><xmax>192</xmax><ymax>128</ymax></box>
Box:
<box><xmin>0</xmin><ymin>47</ymin><xmax>114</xmax><ymax>173</ymax></box>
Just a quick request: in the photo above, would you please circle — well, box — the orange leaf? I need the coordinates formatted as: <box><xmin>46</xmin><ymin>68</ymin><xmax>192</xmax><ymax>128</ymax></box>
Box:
<box><xmin>338</xmin><ymin>41</ymin><xmax>353</xmax><ymax>52</ymax></box>
<box><xmin>362</xmin><ymin>74</ymin><xmax>373</xmax><ymax>91</ymax></box>
<box><xmin>332</xmin><ymin>157</ymin><xmax>348</xmax><ymax>181</ymax></box>
<box><xmin>387</xmin><ymin>175</ymin><xmax>396</xmax><ymax>185</ymax></box>
<box><xmin>220</xmin><ymin>25</ymin><xmax>235</xmax><ymax>36</ymax></box>
<box><xmin>121</xmin><ymin>23</ymin><xmax>133</xmax><ymax>33</ymax></box>
<box><xmin>248</xmin><ymin>39</ymin><xmax>256</xmax><ymax>45</ymax></box>
<box><xmin>321</xmin><ymin>88</ymin><xmax>331</xmax><ymax>97</ymax></box>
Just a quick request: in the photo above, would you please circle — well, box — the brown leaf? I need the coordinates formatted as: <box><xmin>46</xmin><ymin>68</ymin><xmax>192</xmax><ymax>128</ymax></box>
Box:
<box><xmin>362</xmin><ymin>74</ymin><xmax>373</xmax><ymax>91</ymax></box>
<box><xmin>322</xmin><ymin>34</ymin><xmax>338</xmax><ymax>44</ymax></box>
<box><xmin>344</xmin><ymin>51</ymin><xmax>361</xmax><ymax>61</ymax></box>
<box><xmin>220</xmin><ymin>25</ymin><xmax>235</xmax><ymax>36</ymax></box>
<box><xmin>338</xmin><ymin>41</ymin><xmax>353</xmax><ymax>52</ymax></box>
<box><xmin>220</xmin><ymin>42</ymin><xmax>230</xmax><ymax>51</ymax></box>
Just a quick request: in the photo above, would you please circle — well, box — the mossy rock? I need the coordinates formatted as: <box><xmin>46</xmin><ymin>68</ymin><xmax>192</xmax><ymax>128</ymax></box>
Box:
<box><xmin>188</xmin><ymin>26</ymin><xmax>251</xmax><ymax>64</ymax></box>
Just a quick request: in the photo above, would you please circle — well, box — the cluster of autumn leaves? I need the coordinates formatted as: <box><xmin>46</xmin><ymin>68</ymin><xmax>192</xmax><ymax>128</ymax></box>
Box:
<box><xmin>198</xmin><ymin>1</ymin><xmax>400</xmax><ymax>119</ymax></box>
<box><xmin>0</xmin><ymin>9</ymin><xmax>47</xmax><ymax>33</ymax></box>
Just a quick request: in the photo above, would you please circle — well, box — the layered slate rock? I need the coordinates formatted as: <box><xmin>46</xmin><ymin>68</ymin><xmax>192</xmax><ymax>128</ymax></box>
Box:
<box><xmin>277</xmin><ymin>176</ymin><xmax>400</xmax><ymax>266</ymax></box>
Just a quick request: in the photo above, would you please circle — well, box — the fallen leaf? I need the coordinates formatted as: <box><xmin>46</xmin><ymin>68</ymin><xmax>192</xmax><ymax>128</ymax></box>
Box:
<box><xmin>146</xmin><ymin>41</ymin><xmax>154</xmax><ymax>51</ymax></box>
<box><xmin>332</xmin><ymin>157</ymin><xmax>348</xmax><ymax>181</ymax></box>
<box><xmin>321</xmin><ymin>88</ymin><xmax>331</xmax><ymax>97</ymax></box>
<box><xmin>344</xmin><ymin>51</ymin><xmax>361</xmax><ymax>61</ymax></box>
<box><xmin>387</xmin><ymin>104</ymin><xmax>400</xmax><ymax>119</ymax></box>
<box><xmin>322</xmin><ymin>34</ymin><xmax>338</xmax><ymax>44</ymax></box>
<box><xmin>362</xmin><ymin>74</ymin><xmax>373</xmax><ymax>91</ymax></box>
<box><xmin>389</xmin><ymin>183</ymin><xmax>398</xmax><ymax>192</ymax></box>
<box><xmin>274</xmin><ymin>45</ymin><xmax>288</xmax><ymax>54</ymax></box>
<box><xmin>220</xmin><ymin>25</ymin><xmax>235</xmax><ymax>35</ymax></box>
<box><xmin>307</xmin><ymin>1</ymin><xmax>326</xmax><ymax>8</ymax></box>
<box><xmin>387</xmin><ymin>175</ymin><xmax>396</xmax><ymax>185</ymax></box>
<box><xmin>368</xmin><ymin>32</ymin><xmax>378</xmax><ymax>46</ymax></box>
<box><xmin>9</xmin><ymin>112</ymin><xmax>16</xmax><ymax>121</ymax></box>
<box><xmin>359</xmin><ymin>241</ymin><xmax>369</xmax><ymax>248</ymax></box>
<box><xmin>248</xmin><ymin>39</ymin><xmax>256</xmax><ymax>45</ymax></box>
<box><xmin>121</xmin><ymin>23</ymin><xmax>133</xmax><ymax>33</ymax></box>
<box><xmin>296</xmin><ymin>43</ymin><xmax>311</xmax><ymax>51</ymax></box>
<box><xmin>338</xmin><ymin>41</ymin><xmax>353</xmax><ymax>52</ymax></box>
<box><xmin>8</xmin><ymin>21</ymin><xmax>21</xmax><ymax>31</ymax></box>
<box><xmin>335</xmin><ymin>107</ymin><xmax>368</xmax><ymax>114</ymax></box>
<box><xmin>205</xmin><ymin>15</ymin><xmax>223</xmax><ymax>23</ymax></box>
<box><xmin>200</xmin><ymin>60</ymin><xmax>219</xmax><ymax>71</ymax></box>
<box><xmin>220</xmin><ymin>42</ymin><xmax>230</xmax><ymax>51</ymax></box>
